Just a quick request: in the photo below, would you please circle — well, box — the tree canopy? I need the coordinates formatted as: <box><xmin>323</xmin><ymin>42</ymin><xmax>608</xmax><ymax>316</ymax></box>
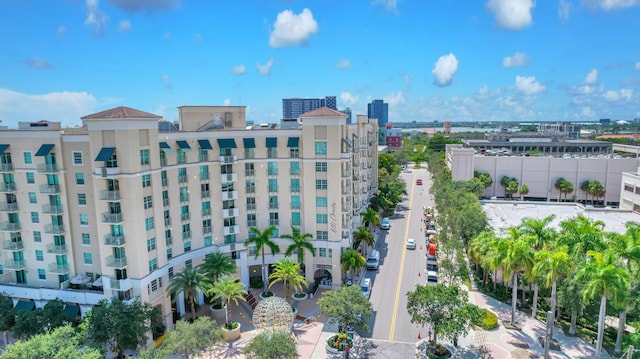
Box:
<box><xmin>317</xmin><ymin>285</ymin><xmax>372</xmax><ymax>333</ymax></box>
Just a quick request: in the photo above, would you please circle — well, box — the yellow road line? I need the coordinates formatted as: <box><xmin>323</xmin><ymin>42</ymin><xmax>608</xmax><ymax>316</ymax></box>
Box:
<box><xmin>389</xmin><ymin>175</ymin><xmax>416</xmax><ymax>341</ymax></box>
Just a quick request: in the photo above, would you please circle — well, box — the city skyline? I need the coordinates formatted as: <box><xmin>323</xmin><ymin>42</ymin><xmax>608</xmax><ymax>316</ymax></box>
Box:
<box><xmin>1</xmin><ymin>0</ymin><xmax>639</xmax><ymax>127</ymax></box>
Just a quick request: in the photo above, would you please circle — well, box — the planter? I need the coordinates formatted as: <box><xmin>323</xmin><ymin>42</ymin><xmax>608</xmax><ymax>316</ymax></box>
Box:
<box><xmin>222</xmin><ymin>322</ymin><xmax>241</xmax><ymax>341</ymax></box>
<box><xmin>260</xmin><ymin>291</ymin><xmax>275</xmax><ymax>299</ymax></box>
<box><xmin>209</xmin><ymin>304</ymin><xmax>226</xmax><ymax>323</ymax></box>
<box><xmin>326</xmin><ymin>334</ymin><xmax>353</xmax><ymax>355</ymax></box>
<box><xmin>292</xmin><ymin>292</ymin><xmax>308</xmax><ymax>301</ymax></box>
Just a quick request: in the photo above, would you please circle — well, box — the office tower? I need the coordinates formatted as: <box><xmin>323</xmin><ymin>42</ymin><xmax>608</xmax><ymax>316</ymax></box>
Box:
<box><xmin>282</xmin><ymin>96</ymin><xmax>337</xmax><ymax>119</ymax></box>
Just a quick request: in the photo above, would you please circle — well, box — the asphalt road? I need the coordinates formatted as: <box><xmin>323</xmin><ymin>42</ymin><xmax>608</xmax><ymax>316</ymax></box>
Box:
<box><xmin>364</xmin><ymin>165</ymin><xmax>435</xmax><ymax>343</ymax></box>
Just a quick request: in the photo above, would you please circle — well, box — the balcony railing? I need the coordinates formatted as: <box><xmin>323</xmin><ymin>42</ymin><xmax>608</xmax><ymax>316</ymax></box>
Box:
<box><xmin>247</xmin><ymin>220</ymin><xmax>257</xmax><ymax>227</ymax></box>
<box><xmin>5</xmin><ymin>259</ymin><xmax>26</xmax><ymax>270</ymax></box>
<box><xmin>202</xmin><ymin>208</ymin><xmax>211</xmax><ymax>217</ymax></box>
<box><xmin>99</xmin><ymin>190</ymin><xmax>121</xmax><ymax>201</ymax></box>
<box><xmin>203</xmin><ymin>226</ymin><xmax>212</xmax><ymax>234</ymax></box>
<box><xmin>164</xmin><ymin>217</ymin><xmax>171</xmax><ymax>226</ymax></box>
<box><xmin>269</xmin><ymin>202</ymin><xmax>279</xmax><ymax>210</ymax></box>
<box><xmin>200</xmin><ymin>172</ymin><xmax>210</xmax><ymax>181</ymax></box>
<box><xmin>46</xmin><ymin>243</ymin><xmax>67</xmax><ymax>254</ymax></box>
<box><xmin>37</xmin><ymin>163</ymin><xmax>59</xmax><ymax>173</ymax></box>
<box><xmin>2</xmin><ymin>240</ymin><xmax>23</xmax><ymax>251</ymax></box>
<box><xmin>246</xmin><ymin>203</ymin><xmax>256</xmax><ymax>211</ymax></box>
<box><xmin>104</xmin><ymin>234</ymin><xmax>125</xmax><ymax>246</ymax></box>
<box><xmin>101</xmin><ymin>212</ymin><xmax>123</xmax><ymax>224</ymax></box>
<box><xmin>41</xmin><ymin>204</ymin><xmax>63</xmax><ymax>214</ymax></box>
<box><xmin>44</xmin><ymin>224</ymin><xmax>65</xmax><ymax>234</ymax></box>
<box><xmin>221</xmin><ymin>173</ymin><xmax>237</xmax><ymax>182</ymax></box>
<box><xmin>178</xmin><ymin>175</ymin><xmax>188</xmax><ymax>184</ymax></box>
<box><xmin>0</xmin><ymin>222</ymin><xmax>21</xmax><ymax>231</ymax></box>
<box><xmin>201</xmin><ymin>190</ymin><xmax>210</xmax><ymax>199</ymax></box>
<box><xmin>163</xmin><ymin>198</ymin><xmax>170</xmax><ymax>207</ymax></box>
<box><xmin>221</xmin><ymin>190</ymin><xmax>238</xmax><ymax>201</ymax></box>
<box><xmin>95</xmin><ymin>167</ymin><xmax>120</xmax><ymax>177</ymax></box>
<box><xmin>180</xmin><ymin>194</ymin><xmax>189</xmax><ymax>202</ymax></box>
<box><xmin>0</xmin><ymin>202</ymin><xmax>18</xmax><ymax>212</ymax></box>
<box><xmin>245</xmin><ymin>169</ymin><xmax>255</xmax><ymax>177</ymax></box>
<box><xmin>223</xmin><ymin>225</ymin><xmax>240</xmax><ymax>236</ymax></box>
<box><xmin>110</xmin><ymin>278</ymin><xmax>132</xmax><ymax>291</ymax></box>
<box><xmin>0</xmin><ymin>163</ymin><xmax>13</xmax><ymax>172</ymax></box>
<box><xmin>219</xmin><ymin>155</ymin><xmax>237</xmax><ymax>164</ymax></box>
<box><xmin>39</xmin><ymin>184</ymin><xmax>60</xmax><ymax>194</ymax></box>
<box><xmin>222</xmin><ymin>208</ymin><xmax>238</xmax><ymax>218</ymax></box>
<box><xmin>106</xmin><ymin>256</ymin><xmax>127</xmax><ymax>268</ymax></box>
<box><xmin>0</xmin><ymin>183</ymin><xmax>16</xmax><ymax>192</ymax></box>
<box><xmin>48</xmin><ymin>262</ymin><xmax>69</xmax><ymax>274</ymax></box>
<box><xmin>181</xmin><ymin>213</ymin><xmax>190</xmax><ymax>221</ymax></box>
<box><xmin>182</xmin><ymin>231</ymin><xmax>192</xmax><ymax>240</ymax></box>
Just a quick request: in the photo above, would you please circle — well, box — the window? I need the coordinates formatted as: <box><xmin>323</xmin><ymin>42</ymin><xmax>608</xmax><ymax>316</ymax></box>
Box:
<box><xmin>203</xmin><ymin>219</ymin><xmax>212</xmax><ymax>234</ymax></box>
<box><xmin>198</xmin><ymin>149</ymin><xmax>209</xmax><ymax>162</ymax></box>
<box><xmin>80</xmin><ymin>213</ymin><xmax>88</xmax><ymax>225</ymax></box>
<box><xmin>38</xmin><ymin>268</ymin><xmax>46</xmax><ymax>280</ymax></box>
<box><xmin>165</xmin><ymin>229</ymin><xmax>172</xmax><ymax>245</ymax></box>
<box><xmin>73</xmin><ymin>151</ymin><xmax>83</xmax><ymax>165</ymax></box>
<box><xmin>290</xmin><ymin>147</ymin><xmax>299</xmax><ymax>158</ymax></box>
<box><xmin>26</xmin><ymin>172</ymin><xmax>34</xmax><ymax>184</ymax></box>
<box><xmin>166</xmin><ymin>248</ymin><xmax>172</xmax><ymax>260</ymax></box>
<box><xmin>147</xmin><ymin>238</ymin><xmax>156</xmax><ymax>252</ymax></box>
<box><xmin>316</xmin><ymin>180</ymin><xmax>328</xmax><ymax>190</ymax></box>
<box><xmin>150</xmin><ymin>279</ymin><xmax>158</xmax><ymax>292</ymax></box>
<box><xmin>182</xmin><ymin>223</ymin><xmax>191</xmax><ymax>239</ymax></box>
<box><xmin>316</xmin><ymin>214</ymin><xmax>328</xmax><ymax>224</ymax></box>
<box><xmin>34</xmin><ymin>231</ymin><xmax>41</xmax><ymax>242</ymax></box>
<box><xmin>160</xmin><ymin>150</ymin><xmax>167</xmax><ymax>167</ymax></box>
<box><xmin>168</xmin><ymin>267</ymin><xmax>174</xmax><ymax>279</ymax></box>
<box><xmin>246</xmin><ymin>197</ymin><xmax>256</xmax><ymax>211</ymax></box>
<box><xmin>268</xmin><ymin>179</ymin><xmax>278</xmax><ymax>192</ymax></box>
<box><xmin>184</xmin><ymin>241</ymin><xmax>191</xmax><ymax>252</ymax></box>
<box><xmin>246</xmin><ymin>180</ymin><xmax>255</xmax><ymax>193</ymax></box>
<box><xmin>224</xmin><ymin>234</ymin><xmax>236</xmax><ymax>244</ymax></box>
<box><xmin>177</xmin><ymin>149</ymin><xmax>186</xmax><ymax>164</ymax></box>
<box><xmin>75</xmin><ymin>173</ymin><xmax>84</xmax><ymax>185</ymax></box>
<box><xmin>178</xmin><ymin>168</ymin><xmax>187</xmax><ymax>183</ymax></box>
<box><xmin>78</xmin><ymin>193</ymin><xmax>87</xmax><ymax>206</ymax></box>
<box><xmin>269</xmin><ymin>212</ymin><xmax>279</xmax><ymax>226</ymax></box>
<box><xmin>82</xmin><ymin>233</ymin><xmax>90</xmax><ymax>245</ymax></box>
<box><xmin>29</xmin><ymin>192</ymin><xmax>37</xmax><ymax>204</ymax></box>
<box><xmin>292</xmin><ymin>212</ymin><xmax>301</xmax><ymax>226</ymax></box>
<box><xmin>199</xmin><ymin>165</ymin><xmax>209</xmax><ymax>180</ymax></box>
<box><xmin>84</xmin><ymin>253</ymin><xmax>93</xmax><ymax>265</ymax></box>
<box><xmin>23</xmin><ymin>152</ymin><xmax>32</xmax><ymax>164</ymax></box>
<box><xmin>161</xmin><ymin>170</ymin><xmax>167</xmax><ymax>186</ymax></box>
<box><xmin>162</xmin><ymin>190</ymin><xmax>169</xmax><ymax>206</ymax></box>
<box><xmin>247</xmin><ymin>213</ymin><xmax>256</xmax><ymax>227</ymax></box>
<box><xmin>291</xmin><ymin>195</ymin><xmax>300</xmax><ymax>209</ymax></box>
<box><xmin>145</xmin><ymin>217</ymin><xmax>155</xmax><ymax>230</ymax></box>
<box><xmin>204</xmin><ymin>236</ymin><xmax>212</xmax><ymax>246</ymax></box>
<box><xmin>316</xmin><ymin>197</ymin><xmax>328</xmax><ymax>207</ymax></box>
<box><xmin>290</xmin><ymin>162</ymin><xmax>300</xmax><ymax>176</ymax></box>
<box><xmin>328</xmin><ymin>249</ymin><xmax>333</xmax><ymax>258</ymax></box>
<box><xmin>315</xmin><ymin>162</ymin><xmax>327</xmax><ymax>172</ymax></box>
<box><xmin>267</xmin><ymin>162</ymin><xmax>277</xmax><ymax>176</ymax></box>
<box><xmin>315</xmin><ymin>142</ymin><xmax>327</xmax><ymax>155</ymax></box>
<box><xmin>319</xmin><ymin>248</ymin><xmax>326</xmax><ymax>257</ymax></box>
<box><xmin>245</xmin><ymin>148</ymin><xmax>254</xmax><ymax>159</ymax></box>
<box><xmin>291</xmin><ymin>179</ymin><xmax>300</xmax><ymax>193</ymax></box>
<box><xmin>143</xmin><ymin>195</ymin><xmax>153</xmax><ymax>209</ymax></box>
<box><xmin>140</xmin><ymin>149</ymin><xmax>150</xmax><ymax>165</ymax></box>
<box><xmin>149</xmin><ymin>258</ymin><xmax>158</xmax><ymax>272</ymax></box>
<box><xmin>202</xmin><ymin>201</ymin><xmax>211</xmax><ymax>216</ymax></box>
<box><xmin>245</xmin><ymin>162</ymin><xmax>255</xmax><ymax>176</ymax></box>
<box><xmin>185</xmin><ymin>259</ymin><xmax>192</xmax><ymax>269</ymax></box>
<box><xmin>180</xmin><ymin>205</ymin><xmax>190</xmax><ymax>221</ymax></box>
<box><xmin>269</xmin><ymin>196</ymin><xmax>278</xmax><ymax>209</ymax></box>
<box><xmin>267</xmin><ymin>147</ymin><xmax>277</xmax><ymax>159</ymax></box>
<box><xmin>35</xmin><ymin>250</ymin><xmax>44</xmax><ymax>261</ymax></box>
<box><xmin>317</xmin><ymin>231</ymin><xmax>328</xmax><ymax>240</ymax></box>
<box><xmin>31</xmin><ymin>212</ymin><xmax>39</xmax><ymax>223</ymax></box>
<box><xmin>142</xmin><ymin>174</ymin><xmax>151</xmax><ymax>188</ymax></box>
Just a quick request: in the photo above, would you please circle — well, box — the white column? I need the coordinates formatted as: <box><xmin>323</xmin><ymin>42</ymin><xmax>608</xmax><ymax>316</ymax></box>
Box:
<box><xmin>197</xmin><ymin>290</ymin><xmax>204</xmax><ymax>306</ymax></box>
<box><xmin>239</xmin><ymin>251</ymin><xmax>250</xmax><ymax>288</ymax></box>
<box><xmin>177</xmin><ymin>292</ymin><xmax>185</xmax><ymax>316</ymax></box>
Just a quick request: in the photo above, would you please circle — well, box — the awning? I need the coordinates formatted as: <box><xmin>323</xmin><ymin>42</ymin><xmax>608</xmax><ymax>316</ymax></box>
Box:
<box><xmin>64</xmin><ymin>305</ymin><xmax>80</xmax><ymax>320</ymax></box>
<box><xmin>287</xmin><ymin>137</ymin><xmax>299</xmax><ymax>148</ymax></box>
<box><xmin>159</xmin><ymin>142</ymin><xmax>173</xmax><ymax>153</ymax></box>
<box><xmin>198</xmin><ymin>139</ymin><xmax>212</xmax><ymax>150</ymax></box>
<box><xmin>243</xmin><ymin>138</ymin><xmax>255</xmax><ymax>148</ymax></box>
<box><xmin>176</xmin><ymin>140</ymin><xmax>191</xmax><ymax>151</ymax></box>
<box><xmin>35</xmin><ymin>144</ymin><xmax>54</xmax><ymax>156</ymax></box>
<box><xmin>95</xmin><ymin>147</ymin><xmax>116</xmax><ymax>162</ymax></box>
<box><xmin>0</xmin><ymin>144</ymin><xmax>9</xmax><ymax>153</ymax></box>
<box><xmin>342</xmin><ymin>138</ymin><xmax>353</xmax><ymax>148</ymax></box>
<box><xmin>217</xmin><ymin>139</ymin><xmax>237</xmax><ymax>149</ymax></box>
<box><xmin>14</xmin><ymin>300</ymin><xmax>35</xmax><ymax>313</ymax></box>
<box><xmin>266</xmin><ymin>137</ymin><xmax>277</xmax><ymax>148</ymax></box>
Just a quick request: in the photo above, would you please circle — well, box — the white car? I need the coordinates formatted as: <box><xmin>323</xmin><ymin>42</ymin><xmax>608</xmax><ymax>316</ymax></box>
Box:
<box><xmin>406</xmin><ymin>238</ymin><xmax>416</xmax><ymax>250</ymax></box>
<box><xmin>380</xmin><ymin>217</ymin><xmax>390</xmax><ymax>230</ymax></box>
<box><xmin>361</xmin><ymin>278</ymin><xmax>371</xmax><ymax>299</ymax></box>
<box><xmin>426</xmin><ymin>270</ymin><xmax>438</xmax><ymax>286</ymax></box>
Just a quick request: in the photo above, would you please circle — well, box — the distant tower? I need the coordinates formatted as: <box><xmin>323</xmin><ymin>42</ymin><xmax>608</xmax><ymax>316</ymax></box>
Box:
<box><xmin>282</xmin><ymin>96</ymin><xmax>337</xmax><ymax>119</ymax></box>
<box><xmin>367</xmin><ymin>99</ymin><xmax>389</xmax><ymax>127</ymax></box>
<box><xmin>443</xmin><ymin>120</ymin><xmax>451</xmax><ymax>135</ymax></box>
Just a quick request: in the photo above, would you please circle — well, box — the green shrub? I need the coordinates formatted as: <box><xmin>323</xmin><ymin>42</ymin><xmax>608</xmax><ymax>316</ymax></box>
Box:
<box><xmin>473</xmin><ymin>309</ymin><xmax>499</xmax><ymax>330</ymax></box>
<box><xmin>250</xmin><ymin>277</ymin><xmax>263</xmax><ymax>289</ymax></box>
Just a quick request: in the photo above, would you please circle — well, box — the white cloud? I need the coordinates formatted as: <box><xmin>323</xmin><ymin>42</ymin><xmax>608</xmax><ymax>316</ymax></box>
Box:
<box><xmin>0</xmin><ymin>88</ymin><xmax>98</xmax><ymax>127</ymax></box>
<box><xmin>372</xmin><ymin>0</ymin><xmax>400</xmax><ymax>14</ymax></box>
<box><xmin>581</xmin><ymin>106</ymin><xmax>596</xmax><ymax>118</ymax></box>
<box><xmin>583</xmin><ymin>0</ymin><xmax>640</xmax><ymax>11</ymax></box>
<box><xmin>502</xmin><ymin>52</ymin><xmax>531</xmax><ymax>67</ymax></box>
<box><xmin>584</xmin><ymin>68</ymin><xmax>598</xmax><ymax>84</ymax></box>
<box><xmin>232</xmin><ymin>65</ymin><xmax>246</xmax><ymax>75</ymax></box>
<box><xmin>384</xmin><ymin>92</ymin><xmax>407</xmax><ymax>107</ymax></box>
<box><xmin>85</xmin><ymin>0</ymin><xmax>108</xmax><ymax>35</ymax></box>
<box><xmin>336</xmin><ymin>59</ymin><xmax>350</xmax><ymax>69</ymax></box>
<box><xmin>486</xmin><ymin>0</ymin><xmax>535</xmax><ymax>30</ymax></box>
<box><xmin>257</xmin><ymin>58</ymin><xmax>274</xmax><ymax>76</ymax></box>
<box><xmin>118</xmin><ymin>20</ymin><xmax>132</xmax><ymax>32</ymax></box>
<box><xmin>269</xmin><ymin>8</ymin><xmax>318</xmax><ymax>48</ymax></box>
<box><xmin>476</xmin><ymin>85</ymin><xmax>490</xmax><ymax>99</ymax></box>
<box><xmin>432</xmin><ymin>53</ymin><xmax>459</xmax><ymax>87</ymax></box>
<box><xmin>57</xmin><ymin>26</ymin><xmax>66</xmax><ymax>37</ymax></box>
<box><xmin>558</xmin><ymin>0</ymin><xmax>572</xmax><ymax>19</ymax></box>
<box><xmin>340</xmin><ymin>92</ymin><xmax>359</xmax><ymax>107</ymax></box>
<box><xmin>603</xmin><ymin>89</ymin><xmax>633</xmax><ymax>101</ymax></box>
<box><xmin>161</xmin><ymin>74</ymin><xmax>172</xmax><ymax>89</ymax></box>
<box><xmin>26</xmin><ymin>58</ymin><xmax>52</xmax><ymax>69</ymax></box>
<box><xmin>224</xmin><ymin>98</ymin><xmax>231</xmax><ymax>106</ymax></box>
<box><xmin>635</xmin><ymin>61</ymin><xmax>640</xmax><ymax>71</ymax></box>
<box><xmin>514</xmin><ymin>75</ymin><xmax>546</xmax><ymax>95</ymax></box>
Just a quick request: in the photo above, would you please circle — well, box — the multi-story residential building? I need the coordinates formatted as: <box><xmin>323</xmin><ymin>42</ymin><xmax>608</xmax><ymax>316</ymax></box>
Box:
<box><xmin>384</xmin><ymin>124</ymin><xmax>403</xmax><ymax>150</ymax></box>
<box><xmin>282</xmin><ymin>96</ymin><xmax>337</xmax><ymax>120</ymax></box>
<box><xmin>0</xmin><ymin>105</ymin><xmax>378</xmax><ymax>329</ymax></box>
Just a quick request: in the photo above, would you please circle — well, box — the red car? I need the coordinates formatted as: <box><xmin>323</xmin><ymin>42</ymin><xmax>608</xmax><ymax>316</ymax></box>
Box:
<box><xmin>416</xmin><ymin>179</ymin><xmax>423</xmax><ymax>185</ymax></box>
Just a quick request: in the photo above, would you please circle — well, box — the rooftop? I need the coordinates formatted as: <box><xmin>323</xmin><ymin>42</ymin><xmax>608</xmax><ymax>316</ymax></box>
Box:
<box><xmin>80</xmin><ymin>106</ymin><xmax>162</xmax><ymax>120</ymax></box>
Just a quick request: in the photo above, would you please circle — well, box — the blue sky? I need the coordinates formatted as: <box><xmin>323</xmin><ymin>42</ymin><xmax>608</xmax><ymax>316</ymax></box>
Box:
<box><xmin>1</xmin><ymin>0</ymin><xmax>639</xmax><ymax>127</ymax></box>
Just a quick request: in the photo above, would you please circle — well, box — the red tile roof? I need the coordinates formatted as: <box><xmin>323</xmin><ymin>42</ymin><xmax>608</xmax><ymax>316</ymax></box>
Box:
<box><xmin>81</xmin><ymin>106</ymin><xmax>162</xmax><ymax>120</ymax></box>
<box><xmin>299</xmin><ymin>107</ymin><xmax>347</xmax><ymax>118</ymax></box>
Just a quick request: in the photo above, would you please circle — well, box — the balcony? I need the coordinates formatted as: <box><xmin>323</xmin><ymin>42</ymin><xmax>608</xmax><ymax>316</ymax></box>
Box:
<box><xmin>44</xmin><ymin>224</ymin><xmax>65</xmax><ymax>234</ymax></box>
<box><xmin>102</xmin><ymin>212</ymin><xmax>123</xmax><ymax>224</ymax></box>
<box><xmin>163</xmin><ymin>198</ymin><xmax>170</xmax><ymax>207</ymax></box>
<box><xmin>182</xmin><ymin>231</ymin><xmax>192</xmax><ymax>240</ymax></box>
<box><xmin>164</xmin><ymin>217</ymin><xmax>171</xmax><ymax>226</ymax></box>
<box><xmin>202</xmin><ymin>208</ymin><xmax>211</xmax><ymax>217</ymax></box>
<box><xmin>0</xmin><ymin>202</ymin><xmax>18</xmax><ymax>212</ymax></box>
<box><xmin>221</xmin><ymin>190</ymin><xmax>238</xmax><ymax>201</ymax></box>
<box><xmin>201</xmin><ymin>190</ymin><xmax>210</xmax><ymax>199</ymax></box>
<box><xmin>0</xmin><ymin>183</ymin><xmax>16</xmax><ymax>192</ymax></box>
<box><xmin>37</xmin><ymin>163</ymin><xmax>59</xmax><ymax>173</ymax></box>
<box><xmin>99</xmin><ymin>190</ymin><xmax>121</xmax><ymax>201</ymax></box>
<box><xmin>5</xmin><ymin>259</ymin><xmax>26</xmax><ymax>270</ymax></box>
<box><xmin>39</xmin><ymin>184</ymin><xmax>60</xmax><ymax>194</ymax></box>
<box><xmin>245</xmin><ymin>169</ymin><xmax>255</xmax><ymax>177</ymax></box>
<box><xmin>223</xmin><ymin>225</ymin><xmax>240</xmax><ymax>236</ymax></box>
<box><xmin>0</xmin><ymin>222</ymin><xmax>21</xmax><ymax>232</ymax></box>
<box><xmin>48</xmin><ymin>262</ymin><xmax>69</xmax><ymax>274</ymax></box>
<box><xmin>0</xmin><ymin>163</ymin><xmax>13</xmax><ymax>172</ymax></box>
<box><xmin>180</xmin><ymin>194</ymin><xmax>189</xmax><ymax>203</ymax></box>
<box><xmin>220</xmin><ymin>173</ymin><xmax>237</xmax><ymax>183</ymax></box>
<box><xmin>46</xmin><ymin>243</ymin><xmax>67</xmax><ymax>254</ymax></box>
<box><xmin>247</xmin><ymin>220</ymin><xmax>257</xmax><ymax>227</ymax></box>
<box><xmin>178</xmin><ymin>175</ymin><xmax>188</xmax><ymax>184</ymax></box>
<box><xmin>110</xmin><ymin>278</ymin><xmax>132</xmax><ymax>291</ymax></box>
<box><xmin>181</xmin><ymin>213</ymin><xmax>190</xmax><ymax>222</ymax></box>
<box><xmin>41</xmin><ymin>204</ymin><xmax>63</xmax><ymax>214</ymax></box>
<box><xmin>2</xmin><ymin>240</ymin><xmax>23</xmax><ymax>251</ymax></box>
<box><xmin>95</xmin><ymin>167</ymin><xmax>120</xmax><ymax>177</ymax></box>
<box><xmin>106</xmin><ymin>256</ymin><xmax>127</xmax><ymax>268</ymax></box>
<box><xmin>342</xmin><ymin>169</ymin><xmax>350</xmax><ymax>178</ymax></box>
<box><xmin>219</xmin><ymin>155</ymin><xmax>237</xmax><ymax>164</ymax></box>
<box><xmin>222</xmin><ymin>208</ymin><xmax>238</xmax><ymax>218</ymax></box>
<box><xmin>104</xmin><ymin>234</ymin><xmax>125</xmax><ymax>247</ymax></box>
<box><xmin>203</xmin><ymin>226</ymin><xmax>212</xmax><ymax>234</ymax></box>
<box><xmin>269</xmin><ymin>202</ymin><xmax>279</xmax><ymax>210</ymax></box>
<box><xmin>200</xmin><ymin>172</ymin><xmax>210</xmax><ymax>181</ymax></box>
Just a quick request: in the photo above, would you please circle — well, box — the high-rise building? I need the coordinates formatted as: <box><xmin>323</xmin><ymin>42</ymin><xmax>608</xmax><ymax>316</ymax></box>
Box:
<box><xmin>367</xmin><ymin>100</ymin><xmax>388</xmax><ymax>127</ymax></box>
<box><xmin>0</xmin><ymin>105</ymin><xmax>378</xmax><ymax>329</ymax></box>
<box><xmin>282</xmin><ymin>96</ymin><xmax>337</xmax><ymax>119</ymax></box>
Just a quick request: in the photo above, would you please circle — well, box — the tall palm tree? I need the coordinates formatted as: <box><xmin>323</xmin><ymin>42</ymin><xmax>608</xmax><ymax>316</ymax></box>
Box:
<box><xmin>353</xmin><ymin>226</ymin><xmax>375</xmax><ymax>255</ymax></box>
<box><xmin>520</xmin><ymin>215</ymin><xmax>557</xmax><ymax>318</ymax></box>
<box><xmin>468</xmin><ymin>231</ymin><xmax>496</xmax><ymax>286</ymax></box>
<box><xmin>558</xmin><ymin>215</ymin><xmax>606</xmax><ymax>258</ymax></box>
<box><xmin>282</xmin><ymin>226</ymin><xmax>315</xmax><ymax>271</ymax></box>
<box><xmin>166</xmin><ymin>266</ymin><xmax>208</xmax><ymax>320</ymax></box>
<box><xmin>268</xmin><ymin>258</ymin><xmax>308</xmax><ymax>303</ymax></box>
<box><xmin>198</xmin><ymin>252</ymin><xmax>236</xmax><ymax>307</ymax></box>
<box><xmin>361</xmin><ymin>207</ymin><xmax>381</xmax><ymax>232</ymax></box>
<box><xmin>580</xmin><ymin>180</ymin><xmax>591</xmax><ymax>204</ymax></box>
<box><xmin>247</xmin><ymin>226</ymin><xmax>280</xmax><ymax>294</ymax></box>
<box><xmin>534</xmin><ymin>245</ymin><xmax>572</xmax><ymax>342</ymax></box>
<box><xmin>577</xmin><ymin>250</ymin><xmax>630</xmax><ymax>359</ymax></box>
<box><xmin>207</xmin><ymin>276</ymin><xmax>247</xmax><ymax>328</ymax></box>
<box><xmin>340</xmin><ymin>248</ymin><xmax>366</xmax><ymax>281</ymax></box>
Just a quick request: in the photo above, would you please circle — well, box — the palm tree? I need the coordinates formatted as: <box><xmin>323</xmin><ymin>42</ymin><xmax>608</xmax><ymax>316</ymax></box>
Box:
<box><xmin>581</xmin><ymin>180</ymin><xmax>591</xmax><ymax>204</ymax></box>
<box><xmin>361</xmin><ymin>207</ymin><xmax>381</xmax><ymax>232</ymax></box>
<box><xmin>534</xmin><ymin>245</ymin><xmax>571</xmax><ymax>342</ymax></box>
<box><xmin>353</xmin><ymin>226</ymin><xmax>375</xmax><ymax>255</ymax></box>
<box><xmin>589</xmin><ymin>180</ymin><xmax>605</xmax><ymax>206</ymax></box>
<box><xmin>247</xmin><ymin>226</ymin><xmax>280</xmax><ymax>294</ymax></box>
<box><xmin>468</xmin><ymin>231</ymin><xmax>497</xmax><ymax>286</ymax></box>
<box><xmin>207</xmin><ymin>276</ymin><xmax>247</xmax><ymax>328</ymax></box>
<box><xmin>558</xmin><ymin>215</ymin><xmax>606</xmax><ymax>258</ymax></box>
<box><xmin>518</xmin><ymin>184</ymin><xmax>529</xmax><ymax>201</ymax></box>
<box><xmin>340</xmin><ymin>248</ymin><xmax>366</xmax><ymax>281</ymax></box>
<box><xmin>282</xmin><ymin>226</ymin><xmax>315</xmax><ymax>271</ymax></box>
<box><xmin>198</xmin><ymin>252</ymin><xmax>236</xmax><ymax>307</ymax></box>
<box><xmin>166</xmin><ymin>266</ymin><xmax>208</xmax><ymax>320</ymax></box>
<box><xmin>269</xmin><ymin>258</ymin><xmax>308</xmax><ymax>303</ymax></box>
<box><xmin>577</xmin><ymin>250</ymin><xmax>630</xmax><ymax>359</ymax></box>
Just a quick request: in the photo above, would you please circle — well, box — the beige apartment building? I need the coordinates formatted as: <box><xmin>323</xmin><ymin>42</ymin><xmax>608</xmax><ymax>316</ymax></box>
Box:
<box><xmin>0</xmin><ymin>105</ymin><xmax>378</xmax><ymax>328</ymax></box>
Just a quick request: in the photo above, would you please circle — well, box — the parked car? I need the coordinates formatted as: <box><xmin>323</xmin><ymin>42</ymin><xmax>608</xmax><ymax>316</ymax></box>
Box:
<box><xmin>406</xmin><ymin>238</ymin><xmax>416</xmax><ymax>250</ymax></box>
<box><xmin>416</xmin><ymin>179</ymin><xmax>423</xmax><ymax>185</ymax></box>
<box><xmin>366</xmin><ymin>250</ymin><xmax>380</xmax><ymax>270</ymax></box>
<box><xmin>426</xmin><ymin>270</ymin><xmax>438</xmax><ymax>286</ymax></box>
<box><xmin>380</xmin><ymin>217</ymin><xmax>390</xmax><ymax>230</ymax></box>
<box><xmin>361</xmin><ymin>278</ymin><xmax>371</xmax><ymax>299</ymax></box>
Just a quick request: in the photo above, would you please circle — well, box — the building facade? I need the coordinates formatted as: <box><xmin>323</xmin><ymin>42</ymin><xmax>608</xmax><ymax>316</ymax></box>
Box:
<box><xmin>282</xmin><ymin>96</ymin><xmax>337</xmax><ymax>120</ymax></box>
<box><xmin>0</xmin><ymin>106</ymin><xmax>378</xmax><ymax>329</ymax></box>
